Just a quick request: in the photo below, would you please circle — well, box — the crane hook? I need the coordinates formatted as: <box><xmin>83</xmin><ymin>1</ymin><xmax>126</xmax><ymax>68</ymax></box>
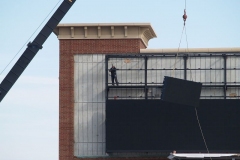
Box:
<box><xmin>182</xmin><ymin>9</ymin><xmax>187</xmax><ymax>25</ymax></box>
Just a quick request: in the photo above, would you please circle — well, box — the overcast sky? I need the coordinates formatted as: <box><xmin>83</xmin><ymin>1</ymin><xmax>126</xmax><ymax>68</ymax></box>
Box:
<box><xmin>0</xmin><ymin>0</ymin><xmax>240</xmax><ymax>160</ymax></box>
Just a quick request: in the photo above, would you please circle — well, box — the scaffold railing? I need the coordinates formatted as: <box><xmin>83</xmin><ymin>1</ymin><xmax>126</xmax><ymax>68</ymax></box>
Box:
<box><xmin>105</xmin><ymin>53</ymin><xmax>240</xmax><ymax>100</ymax></box>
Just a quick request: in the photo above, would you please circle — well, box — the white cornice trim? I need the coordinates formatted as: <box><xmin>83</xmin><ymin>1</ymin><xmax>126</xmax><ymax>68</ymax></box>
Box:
<box><xmin>54</xmin><ymin>23</ymin><xmax>157</xmax><ymax>47</ymax></box>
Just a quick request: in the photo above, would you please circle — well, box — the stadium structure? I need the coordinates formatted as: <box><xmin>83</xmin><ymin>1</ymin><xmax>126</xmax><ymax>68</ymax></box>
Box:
<box><xmin>54</xmin><ymin>23</ymin><xmax>240</xmax><ymax>160</ymax></box>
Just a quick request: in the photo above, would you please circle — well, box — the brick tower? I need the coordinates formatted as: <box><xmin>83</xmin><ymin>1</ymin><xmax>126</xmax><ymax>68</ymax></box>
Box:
<box><xmin>54</xmin><ymin>23</ymin><xmax>157</xmax><ymax>160</ymax></box>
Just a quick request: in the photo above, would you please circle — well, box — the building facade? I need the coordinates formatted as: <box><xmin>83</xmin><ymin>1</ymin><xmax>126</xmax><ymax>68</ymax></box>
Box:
<box><xmin>54</xmin><ymin>23</ymin><xmax>240</xmax><ymax>160</ymax></box>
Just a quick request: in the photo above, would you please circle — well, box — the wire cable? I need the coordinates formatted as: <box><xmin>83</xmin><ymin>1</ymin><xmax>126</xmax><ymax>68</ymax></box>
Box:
<box><xmin>171</xmin><ymin>25</ymin><xmax>185</xmax><ymax>77</ymax></box>
<box><xmin>0</xmin><ymin>0</ymin><xmax>62</xmax><ymax>76</ymax></box>
<box><xmin>195</xmin><ymin>107</ymin><xmax>212</xmax><ymax>160</ymax></box>
<box><xmin>182</xmin><ymin>1</ymin><xmax>211</xmax><ymax>158</ymax></box>
<box><xmin>183</xmin><ymin>2</ymin><xmax>211</xmax><ymax>158</ymax></box>
<box><xmin>171</xmin><ymin>0</ymin><xmax>187</xmax><ymax>77</ymax></box>
<box><xmin>184</xmin><ymin>25</ymin><xmax>193</xmax><ymax>81</ymax></box>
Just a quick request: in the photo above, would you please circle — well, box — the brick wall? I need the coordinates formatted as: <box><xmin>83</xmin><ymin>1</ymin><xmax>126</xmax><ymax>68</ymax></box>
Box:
<box><xmin>59</xmin><ymin>39</ymin><xmax>167</xmax><ymax>160</ymax></box>
<box><xmin>140</xmin><ymin>40</ymin><xmax>147</xmax><ymax>49</ymax></box>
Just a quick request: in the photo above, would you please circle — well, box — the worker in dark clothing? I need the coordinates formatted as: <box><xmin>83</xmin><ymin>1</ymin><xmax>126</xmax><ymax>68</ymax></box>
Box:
<box><xmin>109</xmin><ymin>65</ymin><xmax>119</xmax><ymax>86</ymax></box>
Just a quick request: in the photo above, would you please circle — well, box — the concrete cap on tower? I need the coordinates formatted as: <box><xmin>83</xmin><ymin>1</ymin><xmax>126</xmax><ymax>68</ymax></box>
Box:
<box><xmin>54</xmin><ymin>23</ymin><xmax>157</xmax><ymax>47</ymax></box>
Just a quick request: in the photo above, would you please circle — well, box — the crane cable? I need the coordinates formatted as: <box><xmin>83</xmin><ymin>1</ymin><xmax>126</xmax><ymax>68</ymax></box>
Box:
<box><xmin>171</xmin><ymin>25</ymin><xmax>185</xmax><ymax>77</ymax></box>
<box><xmin>184</xmin><ymin>1</ymin><xmax>211</xmax><ymax>156</ymax></box>
<box><xmin>184</xmin><ymin>25</ymin><xmax>193</xmax><ymax>81</ymax></box>
<box><xmin>183</xmin><ymin>2</ymin><xmax>212</xmax><ymax>159</ymax></box>
<box><xmin>172</xmin><ymin>1</ymin><xmax>211</xmax><ymax>158</ymax></box>
<box><xmin>171</xmin><ymin>0</ymin><xmax>187</xmax><ymax>77</ymax></box>
<box><xmin>182</xmin><ymin>0</ymin><xmax>211</xmax><ymax>157</ymax></box>
<box><xmin>195</xmin><ymin>107</ymin><xmax>212</xmax><ymax>159</ymax></box>
<box><xmin>0</xmin><ymin>0</ymin><xmax>62</xmax><ymax>77</ymax></box>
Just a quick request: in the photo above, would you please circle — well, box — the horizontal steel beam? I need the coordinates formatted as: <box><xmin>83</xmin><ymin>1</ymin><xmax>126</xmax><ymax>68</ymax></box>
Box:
<box><xmin>108</xmin><ymin>85</ymin><xmax>240</xmax><ymax>89</ymax></box>
<box><xmin>106</xmin><ymin>53</ymin><xmax>240</xmax><ymax>58</ymax></box>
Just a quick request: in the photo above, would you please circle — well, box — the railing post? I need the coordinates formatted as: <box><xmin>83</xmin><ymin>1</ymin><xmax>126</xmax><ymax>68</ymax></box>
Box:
<box><xmin>183</xmin><ymin>55</ymin><xmax>188</xmax><ymax>80</ymax></box>
<box><xmin>145</xmin><ymin>56</ymin><xmax>148</xmax><ymax>100</ymax></box>
<box><xmin>223</xmin><ymin>54</ymin><xmax>227</xmax><ymax>99</ymax></box>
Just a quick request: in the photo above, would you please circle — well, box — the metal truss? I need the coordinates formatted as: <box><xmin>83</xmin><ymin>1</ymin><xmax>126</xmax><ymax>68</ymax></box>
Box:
<box><xmin>106</xmin><ymin>53</ymin><xmax>240</xmax><ymax>100</ymax></box>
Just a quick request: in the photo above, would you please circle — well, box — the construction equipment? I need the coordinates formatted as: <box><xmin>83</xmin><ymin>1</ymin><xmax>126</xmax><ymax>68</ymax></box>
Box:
<box><xmin>0</xmin><ymin>0</ymin><xmax>76</xmax><ymax>102</ymax></box>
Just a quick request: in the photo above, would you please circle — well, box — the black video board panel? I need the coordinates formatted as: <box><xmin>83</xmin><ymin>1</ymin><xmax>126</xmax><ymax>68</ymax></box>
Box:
<box><xmin>161</xmin><ymin>76</ymin><xmax>202</xmax><ymax>107</ymax></box>
<box><xmin>106</xmin><ymin>99</ymin><xmax>240</xmax><ymax>153</ymax></box>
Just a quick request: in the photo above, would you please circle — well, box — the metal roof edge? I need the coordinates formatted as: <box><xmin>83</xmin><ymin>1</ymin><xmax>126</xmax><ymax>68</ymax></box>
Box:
<box><xmin>141</xmin><ymin>48</ymin><xmax>240</xmax><ymax>53</ymax></box>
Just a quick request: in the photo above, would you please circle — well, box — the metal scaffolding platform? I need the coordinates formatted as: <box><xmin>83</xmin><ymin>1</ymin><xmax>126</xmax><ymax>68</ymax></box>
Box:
<box><xmin>105</xmin><ymin>53</ymin><xmax>240</xmax><ymax>100</ymax></box>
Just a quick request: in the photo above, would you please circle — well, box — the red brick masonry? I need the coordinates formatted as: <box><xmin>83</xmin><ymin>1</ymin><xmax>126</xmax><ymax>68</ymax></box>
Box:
<box><xmin>59</xmin><ymin>39</ymin><xmax>167</xmax><ymax>160</ymax></box>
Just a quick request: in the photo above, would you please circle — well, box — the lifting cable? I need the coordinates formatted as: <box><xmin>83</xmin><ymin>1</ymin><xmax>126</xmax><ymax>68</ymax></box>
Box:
<box><xmin>172</xmin><ymin>1</ymin><xmax>211</xmax><ymax>157</ymax></box>
<box><xmin>171</xmin><ymin>25</ymin><xmax>185</xmax><ymax>77</ymax></box>
<box><xmin>0</xmin><ymin>0</ymin><xmax>62</xmax><ymax>77</ymax></box>
<box><xmin>195</xmin><ymin>107</ymin><xmax>212</xmax><ymax>158</ymax></box>
<box><xmin>171</xmin><ymin>0</ymin><xmax>187</xmax><ymax>77</ymax></box>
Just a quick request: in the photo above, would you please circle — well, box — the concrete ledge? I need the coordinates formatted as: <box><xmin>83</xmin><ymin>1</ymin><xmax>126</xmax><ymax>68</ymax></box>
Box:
<box><xmin>140</xmin><ymin>48</ymin><xmax>240</xmax><ymax>53</ymax></box>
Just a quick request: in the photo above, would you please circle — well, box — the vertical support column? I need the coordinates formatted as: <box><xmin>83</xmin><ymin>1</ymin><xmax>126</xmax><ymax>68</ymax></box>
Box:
<box><xmin>106</xmin><ymin>55</ymin><xmax>109</xmax><ymax>100</ymax></box>
<box><xmin>145</xmin><ymin>56</ymin><xmax>148</xmax><ymax>99</ymax></box>
<box><xmin>183</xmin><ymin>55</ymin><xmax>188</xmax><ymax>80</ymax></box>
<box><xmin>223</xmin><ymin>54</ymin><xmax>227</xmax><ymax>99</ymax></box>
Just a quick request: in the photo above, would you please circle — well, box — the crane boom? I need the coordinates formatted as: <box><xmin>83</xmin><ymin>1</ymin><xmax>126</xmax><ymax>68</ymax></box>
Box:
<box><xmin>0</xmin><ymin>0</ymin><xmax>76</xmax><ymax>102</ymax></box>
